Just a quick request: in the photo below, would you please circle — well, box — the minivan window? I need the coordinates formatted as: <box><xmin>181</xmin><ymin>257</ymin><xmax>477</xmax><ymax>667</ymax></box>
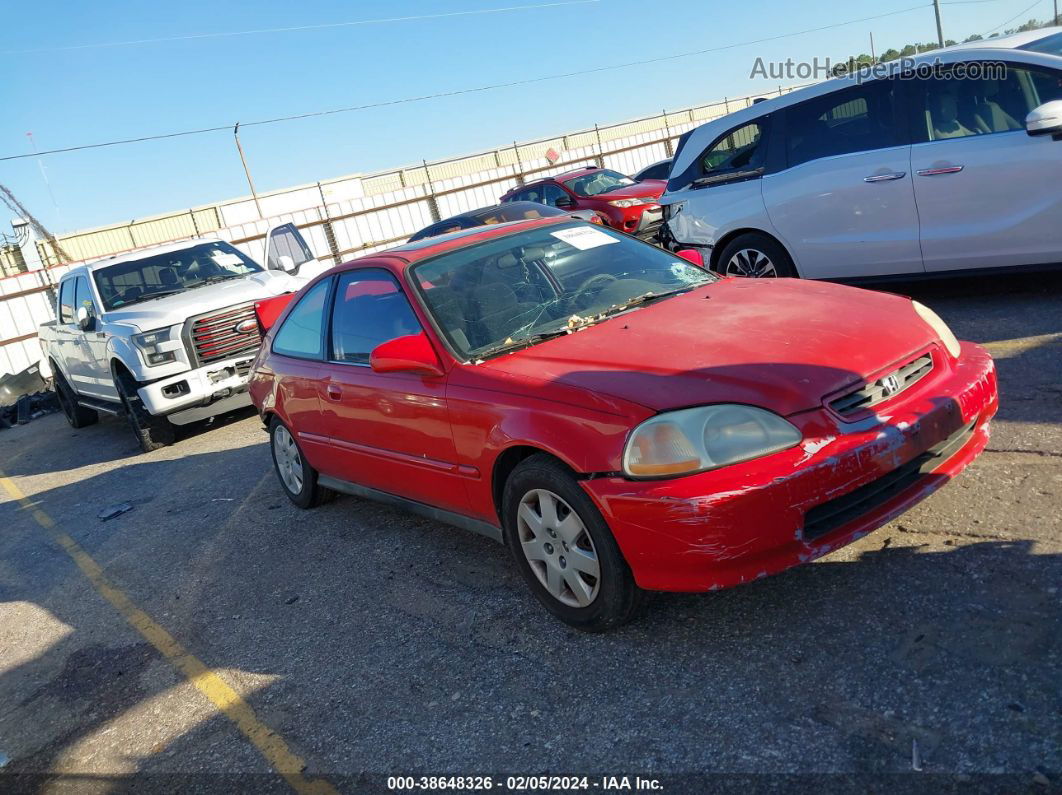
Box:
<box><xmin>917</xmin><ymin>65</ymin><xmax>1062</xmax><ymax>141</ymax></box>
<box><xmin>1019</xmin><ymin>32</ymin><xmax>1062</xmax><ymax>56</ymax></box>
<box><xmin>786</xmin><ymin>80</ymin><xmax>898</xmax><ymax>167</ymax></box>
<box><xmin>701</xmin><ymin>121</ymin><xmax>767</xmax><ymax>174</ymax></box>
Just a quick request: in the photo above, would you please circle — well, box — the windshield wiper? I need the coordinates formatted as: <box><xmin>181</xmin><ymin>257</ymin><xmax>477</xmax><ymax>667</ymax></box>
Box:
<box><xmin>473</xmin><ymin>328</ymin><xmax>572</xmax><ymax>362</ymax></box>
<box><xmin>130</xmin><ymin>288</ymin><xmax>186</xmax><ymax>304</ymax></box>
<box><xmin>599</xmin><ymin>286</ymin><xmax>698</xmax><ymax>316</ymax></box>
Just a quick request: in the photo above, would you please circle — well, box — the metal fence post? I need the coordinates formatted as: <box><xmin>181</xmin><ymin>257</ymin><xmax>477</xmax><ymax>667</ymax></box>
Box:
<box><xmin>661</xmin><ymin>110</ymin><xmax>674</xmax><ymax>157</ymax></box>
<box><xmin>593</xmin><ymin>125</ymin><xmax>604</xmax><ymax>168</ymax></box>
<box><xmin>423</xmin><ymin>160</ymin><xmax>441</xmax><ymax>222</ymax></box>
<box><xmin>317</xmin><ymin>182</ymin><xmax>342</xmax><ymax>263</ymax></box>
<box><xmin>513</xmin><ymin>142</ymin><xmax>525</xmax><ymax>186</ymax></box>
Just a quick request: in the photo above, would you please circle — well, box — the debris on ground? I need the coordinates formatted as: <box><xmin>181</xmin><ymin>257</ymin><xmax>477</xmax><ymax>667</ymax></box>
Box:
<box><xmin>0</xmin><ymin>390</ymin><xmax>58</xmax><ymax>429</ymax></box>
<box><xmin>98</xmin><ymin>502</ymin><xmax>134</xmax><ymax>521</ymax></box>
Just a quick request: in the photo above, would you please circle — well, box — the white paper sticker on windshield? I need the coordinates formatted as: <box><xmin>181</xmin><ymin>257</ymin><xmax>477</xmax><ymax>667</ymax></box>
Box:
<box><xmin>211</xmin><ymin>252</ymin><xmax>244</xmax><ymax>267</ymax></box>
<box><xmin>550</xmin><ymin>227</ymin><xmax>620</xmax><ymax>251</ymax></box>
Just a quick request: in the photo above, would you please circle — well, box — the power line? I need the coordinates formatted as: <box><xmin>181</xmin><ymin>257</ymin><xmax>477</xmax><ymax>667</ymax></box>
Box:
<box><xmin>0</xmin><ymin>0</ymin><xmax>600</xmax><ymax>55</ymax></box>
<box><xmin>0</xmin><ymin>2</ymin><xmax>934</xmax><ymax>163</ymax></box>
<box><xmin>987</xmin><ymin>0</ymin><xmax>1048</xmax><ymax>31</ymax></box>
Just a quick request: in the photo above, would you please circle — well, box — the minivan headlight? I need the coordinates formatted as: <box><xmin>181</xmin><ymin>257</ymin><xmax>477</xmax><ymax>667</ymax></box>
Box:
<box><xmin>132</xmin><ymin>327</ymin><xmax>181</xmax><ymax>366</ymax></box>
<box><xmin>608</xmin><ymin>198</ymin><xmax>646</xmax><ymax>208</ymax></box>
<box><xmin>623</xmin><ymin>405</ymin><xmax>802</xmax><ymax>479</ymax></box>
<box><xmin>912</xmin><ymin>301</ymin><xmax>961</xmax><ymax>358</ymax></box>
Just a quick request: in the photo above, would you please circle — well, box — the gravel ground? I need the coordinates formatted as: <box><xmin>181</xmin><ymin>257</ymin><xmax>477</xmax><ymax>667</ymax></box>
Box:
<box><xmin>0</xmin><ymin>272</ymin><xmax>1058</xmax><ymax>793</ymax></box>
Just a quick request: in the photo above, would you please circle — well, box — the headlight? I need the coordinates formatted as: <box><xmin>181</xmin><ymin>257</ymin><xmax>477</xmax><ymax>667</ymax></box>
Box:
<box><xmin>912</xmin><ymin>301</ymin><xmax>961</xmax><ymax>358</ymax></box>
<box><xmin>608</xmin><ymin>198</ymin><xmax>645</xmax><ymax>208</ymax></box>
<box><xmin>623</xmin><ymin>405</ymin><xmax>802</xmax><ymax>479</ymax></box>
<box><xmin>132</xmin><ymin>326</ymin><xmax>182</xmax><ymax>366</ymax></box>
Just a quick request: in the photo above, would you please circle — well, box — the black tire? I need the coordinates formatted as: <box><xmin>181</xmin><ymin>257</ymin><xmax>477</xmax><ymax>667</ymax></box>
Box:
<box><xmin>114</xmin><ymin>369</ymin><xmax>174</xmax><ymax>453</ymax></box>
<box><xmin>53</xmin><ymin>368</ymin><xmax>98</xmax><ymax>429</ymax></box>
<box><xmin>502</xmin><ymin>454</ymin><xmax>644</xmax><ymax>632</ymax></box>
<box><xmin>714</xmin><ymin>232</ymin><xmax>795</xmax><ymax>278</ymax></box>
<box><xmin>269</xmin><ymin>416</ymin><xmax>335</xmax><ymax>509</ymax></box>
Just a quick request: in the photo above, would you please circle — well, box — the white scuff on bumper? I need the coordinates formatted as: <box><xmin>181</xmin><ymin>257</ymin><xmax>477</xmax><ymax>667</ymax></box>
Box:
<box><xmin>137</xmin><ymin>354</ymin><xmax>256</xmax><ymax>419</ymax></box>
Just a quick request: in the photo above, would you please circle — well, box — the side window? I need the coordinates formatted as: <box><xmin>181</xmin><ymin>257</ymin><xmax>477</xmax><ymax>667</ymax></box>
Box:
<box><xmin>272</xmin><ymin>278</ymin><xmax>331</xmax><ymax>359</ymax></box>
<box><xmin>919</xmin><ymin>64</ymin><xmax>1062</xmax><ymax>142</ymax></box>
<box><xmin>700</xmin><ymin>120</ymin><xmax>768</xmax><ymax>175</ymax></box>
<box><xmin>540</xmin><ymin>184</ymin><xmax>568</xmax><ymax>207</ymax></box>
<box><xmin>58</xmin><ymin>279</ymin><xmax>75</xmax><ymax>324</ymax></box>
<box><xmin>330</xmin><ymin>270</ymin><xmax>422</xmax><ymax>365</ymax></box>
<box><xmin>505</xmin><ymin>189</ymin><xmax>529</xmax><ymax>203</ymax></box>
<box><xmin>786</xmin><ymin>80</ymin><xmax>898</xmax><ymax>167</ymax></box>
<box><xmin>74</xmin><ymin>277</ymin><xmax>97</xmax><ymax>321</ymax></box>
<box><xmin>266</xmin><ymin>223</ymin><xmax>314</xmax><ymax>271</ymax></box>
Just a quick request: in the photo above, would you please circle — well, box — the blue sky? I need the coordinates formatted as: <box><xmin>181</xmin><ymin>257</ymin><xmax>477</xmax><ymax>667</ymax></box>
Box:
<box><xmin>1</xmin><ymin>0</ymin><xmax>1048</xmax><ymax>233</ymax></box>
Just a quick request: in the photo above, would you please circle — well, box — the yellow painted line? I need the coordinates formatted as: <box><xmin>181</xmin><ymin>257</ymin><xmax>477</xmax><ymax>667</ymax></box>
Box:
<box><xmin>982</xmin><ymin>333</ymin><xmax>1062</xmax><ymax>355</ymax></box>
<box><xmin>0</xmin><ymin>472</ymin><xmax>336</xmax><ymax>795</ymax></box>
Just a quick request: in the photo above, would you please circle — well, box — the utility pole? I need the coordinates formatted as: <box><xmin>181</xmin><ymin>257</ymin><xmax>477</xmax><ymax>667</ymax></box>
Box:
<box><xmin>233</xmin><ymin>123</ymin><xmax>264</xmax><ymax>220</ymax></box>
<box><xmin>933</xmin><ymin>0</ymin><xmax>945</xmax><ymax>47</ymax></box>
<box><xmin>870</xmin><ymin>32</ymin><xmax>876</xmax><ymax>61</ymax></box>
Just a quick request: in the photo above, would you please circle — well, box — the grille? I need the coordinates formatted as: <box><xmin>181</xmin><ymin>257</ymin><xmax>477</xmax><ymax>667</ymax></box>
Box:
<box><xmin>185</xmin><ymin>303</ymin><xmax>262</xmax><ymax>366</ymax></box>
<box><xmin>802</xmin><ymin>420</ymin><xmax>975</xmax><ymax>542</ymax></box>
<box><xmin>829</xmin><ymin>354</ymin><xmax>933</xmax><ymax>417</ymax></box>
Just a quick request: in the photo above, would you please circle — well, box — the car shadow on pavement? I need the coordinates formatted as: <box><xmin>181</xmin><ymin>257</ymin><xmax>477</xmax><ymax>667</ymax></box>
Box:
<box><xmin>0</xmin><ymin>433</ymin><xmax>1058</xmax><ymax>781</ymax></box>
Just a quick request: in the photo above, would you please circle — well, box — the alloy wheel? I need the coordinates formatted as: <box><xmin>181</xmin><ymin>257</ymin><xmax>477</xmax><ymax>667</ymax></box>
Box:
<box><xmin>273</xmin><ymin>425</ymin><xmax>304</xmax><ymax>495</ymax></box>
<box><xmin>516</xmin><ymin>488</ymin><xmax>600</xmax><ymax>608</ymax></box>
<box><xmin>725</xmin><ymin>248</ymin><xmax>778</xmax><ymax>278</ymax></box>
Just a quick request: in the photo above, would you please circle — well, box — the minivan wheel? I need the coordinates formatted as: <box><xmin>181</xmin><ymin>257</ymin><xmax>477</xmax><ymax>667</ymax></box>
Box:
<box><xmin>269</xmin><ymin>417</ymin><xmax>334</xmax><ymax>509</ymax></box>
<box><xmin>503</xmin><ymin>454</ymin><xmax>643</xmax><ymax>632</ymax></box>
<box><xmin>715</xmin><ymin>232</ymin><xmax>795</xmax><ymax>278</ymax></box>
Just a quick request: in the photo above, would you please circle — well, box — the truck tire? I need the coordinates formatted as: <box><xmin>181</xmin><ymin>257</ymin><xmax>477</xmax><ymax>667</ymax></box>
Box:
<box><xmin>54</xmin><ymin>369</ymin><xmax>98</xmax><ymax>429</ymax></box>
<box><xmin>114</xmin><ymin>370</ymin><xmax>175</xmax><ymax>453</ymax></box>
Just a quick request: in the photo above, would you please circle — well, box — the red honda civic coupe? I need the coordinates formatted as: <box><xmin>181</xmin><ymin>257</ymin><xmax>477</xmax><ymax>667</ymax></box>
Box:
<box><xmin>249</xmin><ymin>219</ymin><xmax>998</xmax><ymax>631</ymax></box>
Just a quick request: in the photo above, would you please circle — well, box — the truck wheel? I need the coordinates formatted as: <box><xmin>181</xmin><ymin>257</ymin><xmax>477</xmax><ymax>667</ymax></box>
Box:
<box><xmin>54</xmin><ymin>370</ymin><xmax>98</xmax><ymax>429</ymax></box>
<box><xmin>115</xmin><ymin>371</ymin><xmax>174</xmax><ymax>453</ymax></box>
<box><xmin>269</xmin><ymin>417</ymin><xmax>335</xmax><ymax>508</ymax></box>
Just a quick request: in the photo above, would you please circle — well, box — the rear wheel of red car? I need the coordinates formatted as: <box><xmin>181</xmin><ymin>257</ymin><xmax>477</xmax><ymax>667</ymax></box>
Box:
<box><xmin>503</xmin><ymin>454</ymin><xmax>643</xmax><ymax>631</ymax></box>
<box><xmin>269</xmin><ymin>417</ymin><xmax>334</xmax><ymax>509</ymax></box>
<box><xmin>715</xmin><ymin>232</ymin><xmax>795</xmax><ymax>278</ymax></box>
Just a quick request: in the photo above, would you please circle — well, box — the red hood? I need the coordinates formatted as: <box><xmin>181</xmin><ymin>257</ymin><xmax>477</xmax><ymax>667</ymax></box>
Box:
<box><xmin>472</xmin><ymin>279</ymin><xmax>938</xmax><ymax>417</ymax></box>
<box><xmin>589</xmin><ymin>180</ymin><xmax>666</xmax><ymax>201</ymax></box>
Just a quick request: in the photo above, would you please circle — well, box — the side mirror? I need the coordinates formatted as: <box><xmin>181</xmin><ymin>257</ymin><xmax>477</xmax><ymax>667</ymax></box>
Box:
<box><xmin>554</xmin><ymin>196</ymin><xmax>575</xmax><ymax>209</ymax></box>
<box><xmin>277</xmin><ymin>254</ymin><xmax>297</xmax><ymax>272</ymax></box>
<box><xmin>370</xmin><ymin>332</ymin><xmax>445</xmax><ymax>378</ymax></box>
<box><xmin>76</xmin><ymin>305</ymin><xmax>95</xmax><ymax>331</ymax></box>
<box><xmin>676</xmin><ymin>248</ymin><xmax>705</xmax><ymax>268</ymax></box>
<box><xmin>1026</xmin><ymin>100</ymin><xmax>1062</xmax><ymax>137</ymax></box>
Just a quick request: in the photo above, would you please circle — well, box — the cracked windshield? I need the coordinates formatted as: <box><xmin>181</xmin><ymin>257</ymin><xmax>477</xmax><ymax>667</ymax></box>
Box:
<box><xmin>93</xmin><ymin>242</ymin><xmax>263</xmax><ymax>310</ymax></box>
<box><xmin>413</xmin><ymin>222</ymin><xmax>716</xmax><ymax>360</ymax></box>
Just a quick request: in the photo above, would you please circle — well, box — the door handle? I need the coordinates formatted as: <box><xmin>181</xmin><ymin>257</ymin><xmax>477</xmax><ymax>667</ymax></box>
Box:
<box><xmin>916</xmin><ymin>165</ymin><xmax>964</xmax><ymax>176</ymax></box>
<box><xmin>325</xmin><ymin>384</ymin><xmax>342</xmax><ymax>401</ymax></box>
<box><xmin>863</xmin><ymin>171</ymin><xmax>906</xmax><ymax>182</ymax></box>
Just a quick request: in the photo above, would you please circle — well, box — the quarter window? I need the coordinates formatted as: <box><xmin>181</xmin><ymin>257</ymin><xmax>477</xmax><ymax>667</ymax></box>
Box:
<box><xmin>786</xmin><ymin>80</ymin><xmax>898</xmax><ymax>167</ymax></box>
<box><xmin>330</xmin><ymin>270</ymin><xmax>422</xmax><ymax>365</ymax></box>
<box><xmin>700</xmin><ymin>121</ymin><xmax>768</xmax><ymax>174</ymax></box>
<box><xmin>272</xmin><ymin>278</ymin><xmax>331</xmax><ymax>359</ymax></box>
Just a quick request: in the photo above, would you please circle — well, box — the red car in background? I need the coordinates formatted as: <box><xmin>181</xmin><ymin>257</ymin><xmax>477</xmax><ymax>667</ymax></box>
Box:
<box><xmin>250</xmin><ymin>219</ymin><xmax>997</xmax><ymax>631</ymax></box>
<box><xmin>500</xmin><ymin>166</ymin><xmax>666</xmax><ymax>239</ymax></box>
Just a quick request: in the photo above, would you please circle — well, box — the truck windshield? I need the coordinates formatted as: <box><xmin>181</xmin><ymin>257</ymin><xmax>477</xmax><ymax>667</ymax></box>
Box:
<box><xmin>93</xmin><ymin>242</ymin><xmax>262</xmax><ymax>310</ymax></box>
<box><xmin>411</xmin><ymin>222</ymin><xmax>716</xmax><ymax>360</ymax></box>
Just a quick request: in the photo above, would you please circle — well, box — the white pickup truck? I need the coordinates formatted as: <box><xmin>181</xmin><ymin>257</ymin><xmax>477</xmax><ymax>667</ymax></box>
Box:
<box><xmin>39</xmin><ymin>226</ymin><xmax>326</xmax><ymax>452</ymax></box>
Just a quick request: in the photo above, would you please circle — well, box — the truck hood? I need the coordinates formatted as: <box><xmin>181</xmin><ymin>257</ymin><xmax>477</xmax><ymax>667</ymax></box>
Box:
<box><xmin>104</xmin><ymin>271</ymin><xmax>304</xmax><ymax>332</ymax></box>
<box><xmin>476</xmin><ymin>278</ymin><xmax>939</xmax><ymax>417</ymax></box>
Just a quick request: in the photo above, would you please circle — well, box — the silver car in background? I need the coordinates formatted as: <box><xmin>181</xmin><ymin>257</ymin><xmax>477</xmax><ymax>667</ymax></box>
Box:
<box><xmin>660</xmin><ymin>31</ymin><xmax>1062</xmax><ymax>280</ymax></box>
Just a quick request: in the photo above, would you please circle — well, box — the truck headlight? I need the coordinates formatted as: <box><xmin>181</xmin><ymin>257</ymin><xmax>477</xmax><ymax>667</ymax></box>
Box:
<box><xmin>912</xmin><ymin>301</ymin><xmax>961</xmax><ymax>358</ymax></box>
<box><xmin>623</xmin><ymin>405</ymin><xmax>802</xmax><ymax>479</ymax></box>
<box><xmin>132</xmin><ymin>327</ymin><xmax>181</xmax><ymax>366</ymax></box>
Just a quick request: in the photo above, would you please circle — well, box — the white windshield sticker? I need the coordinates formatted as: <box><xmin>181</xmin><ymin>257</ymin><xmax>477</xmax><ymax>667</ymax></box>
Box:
<box><xmin>550</xmin><ymin>227</ymin><xmax>619</xmax><ymax>251</ymax></box>
<box><xmin>211</xmin><ymin>252</ymin><xmax>244</xmax><ymax>267</ymax></box>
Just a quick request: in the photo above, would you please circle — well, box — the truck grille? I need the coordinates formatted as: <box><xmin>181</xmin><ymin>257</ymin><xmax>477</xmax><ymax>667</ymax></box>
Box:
<box><xmin>829</xmin><ymin>354</ymin><xmax>933</xmax><ymax>418</ymax></box>
<box><xmin>185</xmin><ymin>303</ymin><xmax>262</xmax><ymax>366</ymax></box>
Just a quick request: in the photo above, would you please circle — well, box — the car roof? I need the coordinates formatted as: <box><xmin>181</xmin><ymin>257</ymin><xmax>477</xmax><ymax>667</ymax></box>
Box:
<box><xmin>439</xmin><ymin>201</ymin><xmax>564</xmax><ymax>223</ymax></box>
<box><xmin>948</xmin><ymin>26</ymin><xmax>1061</xmax><ymax>51</ymax></box>
<box><xmin>520</xmin><ymin>165</ymin><xmax>602</xmax><ymax>186</ymax></box>
<box><xmin>346</xmin><ymin>217</ymin><xmax>576</xmax><ymax>269</ymax></box>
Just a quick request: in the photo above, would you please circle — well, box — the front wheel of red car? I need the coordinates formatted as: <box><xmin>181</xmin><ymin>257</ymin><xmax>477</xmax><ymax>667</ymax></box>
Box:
<box><xmin>503</xmin><ymin>454</ymin><xmax>643</xmax><ymax>631</ymax></box>
<box><xmin>269</xmin><ymin>417</ymin><xmax>334</xmax><ymax>509</ymax></box>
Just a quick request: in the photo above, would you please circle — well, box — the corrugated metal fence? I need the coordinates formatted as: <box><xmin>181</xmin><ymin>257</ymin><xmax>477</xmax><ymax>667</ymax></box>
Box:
<box><xmin>1</xmin><ymin>84</ymin><xmax>805</xmax><ymax>377</ymax></box>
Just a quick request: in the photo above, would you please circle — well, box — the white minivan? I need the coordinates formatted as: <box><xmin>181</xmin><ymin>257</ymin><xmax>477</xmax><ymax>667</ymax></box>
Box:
<box><xmin>660</xmin><ymin>30</ymin><xmax>1062</xmax><ymax>280</ymax></box>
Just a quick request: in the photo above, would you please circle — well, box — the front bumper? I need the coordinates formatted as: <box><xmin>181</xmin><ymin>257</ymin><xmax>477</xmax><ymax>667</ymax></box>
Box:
<box><xmin>581</xmin><ymin>342</ymin><xmax>999</xmax><ymax>592</ymax></box>
<box><xmin>137</xmin><ymin>354</ymin><xmax>256</xmax><ymax>418</ymax></box>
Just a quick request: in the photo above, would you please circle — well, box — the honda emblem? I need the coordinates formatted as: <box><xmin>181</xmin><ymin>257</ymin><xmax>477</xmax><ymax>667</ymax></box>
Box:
<box><xmin>881</xmin><ymin>374</ymin><xmax>901</xmax><ymax>396</ymax></box>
